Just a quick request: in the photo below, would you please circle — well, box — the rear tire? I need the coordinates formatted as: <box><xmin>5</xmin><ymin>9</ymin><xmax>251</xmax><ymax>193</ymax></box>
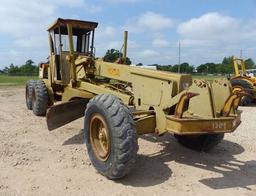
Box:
<box><xmin>231</xmin><ymin>79</ymin><xmax>254</xmax><ymax>106</ymax></box>
<box><xmin>240</xmin><ymin>95</ymin><xmax>253</xmax><ymax>106</ymax></box>
<box><xmin>174</xmin><ymin>133</ymin><xmax>224</xmax><ymax>152</ymax></box>
<box><xmin>32</xmin><ymin>80</ymin><xmax>49</xmax><ymax>116</ymax></box>
<box><xmin>25</xmin><ymin>80</ymin><xmax>35</xmax><ymax>110</ymax></box>
<box><xmin>84</xmin><ymin>94</ymin><xmax>138</xmax><ymax>179</ymax></box>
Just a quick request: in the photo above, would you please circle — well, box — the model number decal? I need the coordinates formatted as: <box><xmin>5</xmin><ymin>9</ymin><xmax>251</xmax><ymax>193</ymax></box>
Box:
<box><xmin>108</xmin><ymin>68</ymin><xmax>120</xmax><ymax>76</ymax></box>
<box><xmin>212</xmin><ymin>122</ymin><xmax>227</xmax><ymax>130</ymax></box>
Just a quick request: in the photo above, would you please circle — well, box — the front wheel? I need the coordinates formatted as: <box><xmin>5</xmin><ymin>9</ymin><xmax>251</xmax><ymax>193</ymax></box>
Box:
<box><xmin>84</xmin><ymin>94</ymin><xmax>138</xmax><ymax>179</ymax></box>
<box><xmin>174</xmin><ymin>133</ymin><xmax>224</xmax><ymax>152</ymax></box>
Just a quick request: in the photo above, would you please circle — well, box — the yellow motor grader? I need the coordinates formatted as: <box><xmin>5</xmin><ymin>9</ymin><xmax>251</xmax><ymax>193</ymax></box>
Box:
<box><xmin>229</xmin><ymin>57</ymin><xmax>256</xmax><ymax>106</ymax></box>
<box><xmin>25</xmin><ymin>18</ymin><xmax>243</xmax><ymax>179</ymax></box>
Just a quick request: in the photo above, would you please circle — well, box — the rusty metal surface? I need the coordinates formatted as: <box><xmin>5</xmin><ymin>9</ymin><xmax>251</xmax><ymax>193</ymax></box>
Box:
<box><xmin>46</xmin><ymin>99</ymin><xmax>88</xmax><ymax>131</ymax></box>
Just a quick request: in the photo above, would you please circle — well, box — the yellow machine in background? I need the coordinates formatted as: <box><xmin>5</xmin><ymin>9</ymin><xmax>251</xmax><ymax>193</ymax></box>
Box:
<box><xmin>25</xmin><ymin>18</ymin><xmax>243</xmax><ymax>179</ymax></box>
<box><xmin>230</xmin><ymin>57</ymin><xmax>256</xmax><ymax>105</ymax></box>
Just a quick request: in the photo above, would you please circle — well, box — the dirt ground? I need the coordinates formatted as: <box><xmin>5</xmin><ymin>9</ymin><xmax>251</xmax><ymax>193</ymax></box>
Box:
<box><xmin>0</xmin><ymin>86</ymin><xmax>255</xmax><ymax>196</ymax></box>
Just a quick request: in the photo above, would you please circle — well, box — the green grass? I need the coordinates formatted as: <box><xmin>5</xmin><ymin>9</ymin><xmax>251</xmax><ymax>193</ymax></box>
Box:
<box><xmin>0</xmin><ymin>75</ymin><xmax>38</xmax><ymax>86</ymax></box>
<box><xmin>192</xmin><ymin>74</ymin><xmax>226</xmax><ymax>81</ymax></box>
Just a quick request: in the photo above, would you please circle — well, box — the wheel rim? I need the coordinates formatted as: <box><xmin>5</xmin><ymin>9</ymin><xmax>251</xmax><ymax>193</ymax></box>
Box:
<box><xmin>89</xmin><ymin>114</ymin><xmax>110</xmax><ymax>161</ymax></box>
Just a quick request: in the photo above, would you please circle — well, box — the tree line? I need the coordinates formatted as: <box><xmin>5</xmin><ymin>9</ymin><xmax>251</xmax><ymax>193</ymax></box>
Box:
<box><xmin>1</xmin><ymin>49</ymin><xmax>255</xmax><ymax>75</ymax></box>
<box><xmin>104</xmin><ymin>49</ymin><xmax>256</xmax><ymax>74</ymax></box>
<box><xmin>138</xmin><ymin>56</ymin><xmax>255</xmax><ymax>74</ymax></box>
<box><xmin>196</xmin><ymin>57</ymin><xmax>255</xmax><ymax>74</ymax></box>
<box><xmin>1</xmin><ymin>60</ymin><xmax>38</xmax><ymax>76</ymax></box>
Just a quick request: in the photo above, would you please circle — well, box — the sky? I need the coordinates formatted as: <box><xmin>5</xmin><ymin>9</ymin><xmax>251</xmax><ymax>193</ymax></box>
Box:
<box><xmin>1</xmin><ymin>0</ymin><xmax>256</xmax><ymax>69</ymax></box>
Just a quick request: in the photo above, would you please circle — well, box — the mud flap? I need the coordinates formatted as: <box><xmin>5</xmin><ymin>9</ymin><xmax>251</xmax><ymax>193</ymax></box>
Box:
<box><xmin>46</xmin><ymin>99</ymin><xmax>88</xmax><ymax>131</ymax></box>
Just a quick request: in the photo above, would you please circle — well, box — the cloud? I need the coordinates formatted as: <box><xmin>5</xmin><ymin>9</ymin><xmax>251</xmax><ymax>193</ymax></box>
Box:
<box><xmin>178</xmin><ymin>12</ymin><xmax>238</xmax><ymax>41</ymax></box>
<box><xmin>15</xmin><ymin>36</ymin><xmax>47</xmax><ymax>48</ymax></box>
<box><xmin>95</xmin><ymin>39</ymin><xmax>139</xmax><ymax>57</ymax></box>
<box><xmin>86</xmin><ymin>5</ymin><xmax>103</xmax><ymax>13</ymax></box>
<box><xmin>104</xmin><ymin>0</ymin><xmax>144</xmax><ymax>3</ymax></box>
<box><xmin>95</xmin><ymin>25</ymin><xmax>119</xmax><ymax>56</ymax></box>
<box><xmin>140</xmin><ymin>49</ymin><xmax>159</xmax><ymax>57</ymax></box>
<box><xmin>132</xmin><ymin>49</ymin><xmax>178</xmax><ymax>65</ymax></box>
<box><xmin>128</xmin><ymin>40</ymin><xmax>140</xmax><ymax>49</ymax></box>
<box><xmin>0</xmin><ymin>0</ymin><xmax>102</xmax><ymax>38</ymax></box>
<box><xmin>0</xmin><ymin>0</ymin><xmax>103</xmax><ymax>68</ymax></box>
<box><xmin>52</xmin><ymin>0</ymin><xmax>102</xmax><ymax>12</ymax></box>
<box><xmin>95</xmin><ymin>24</ymin><xmax>140</xmax><ymax>57</ymax></box>
<box><xmin>55</xmin><ymin>0</ymin><xmax>85</xmax><ymax>7</ymax></box>
<box><xmin>124</xmin><ymin>11</ymin><xmax>174</xmax><ymax>33</ymax></box>
<box><xmin>174</xmin><ymin>12</ymin><xmax>256</xmax><ymax>64</ymax></box>
<box><xmin>178</xmin><ymin>39</ymin><xmax>216</xmax><ymax>48</ymax></box>
<box><xmin>152</xmin><ymin>38</ymin><xmax>170</xmax><ymax>47</ymax></box>
<box><xmin>177</xmin><ymin>12</ymin><xmax>256</xmax><ymax>46</ymax></box>
<box><xmin>2</xmin><ymin>4</ymin><xmax>256</xmax><ymax>69</ymax></box>
<box><xmin>96</xmin><ymin>26</ymin><xmax>117</xmax><ymax>39</ymax></box>
<box><xmin>0</xmin><ymin>0</ymin><xmax>55</xmax><ymax>38</ymax></box>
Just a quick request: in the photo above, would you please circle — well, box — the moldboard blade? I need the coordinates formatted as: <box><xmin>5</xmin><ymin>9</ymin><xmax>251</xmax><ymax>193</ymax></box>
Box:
<box><xmin>46</xmin><ymin>99</ymin><xmax>88</xmax><ymax>131</ymax></box>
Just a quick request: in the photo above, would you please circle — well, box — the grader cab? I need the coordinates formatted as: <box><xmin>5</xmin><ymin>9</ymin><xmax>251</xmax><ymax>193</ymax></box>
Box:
<box><xmin>26</xmin><ymin>18</ymin><xmax>243</xmax><ymax>179</ymax></box>
<box><xmin>39</xmin><ymin>18</ymin><xmax>98</xmax><ymax>85</ymax></box>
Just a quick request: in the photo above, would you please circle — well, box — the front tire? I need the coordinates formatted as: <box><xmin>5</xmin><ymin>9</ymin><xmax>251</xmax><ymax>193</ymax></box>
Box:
<box><xmin>174</xmin><ymin>133</ymin><xmax>224</xmax><ymax>152</ymax></box>
<box><xmin>84</xmin><ymin>94</ymin><xmax>138</xmax><ymax>179</ymax></box>
<box><xmin>32</xmin><ymin>80</ymin><xmax>49</xmax><ymax>116</ymax></box>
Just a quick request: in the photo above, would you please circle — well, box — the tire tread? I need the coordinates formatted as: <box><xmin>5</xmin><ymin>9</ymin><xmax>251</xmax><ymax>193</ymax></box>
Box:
<box><xmin>32</xmin><ymin>80</ymin><xmax>49</xmax><ymax>116</ymax></box>
<box><xmin>85</xmin><ymin>94</ymin><xmax>138</xmax><ymax>179</ymax></box>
